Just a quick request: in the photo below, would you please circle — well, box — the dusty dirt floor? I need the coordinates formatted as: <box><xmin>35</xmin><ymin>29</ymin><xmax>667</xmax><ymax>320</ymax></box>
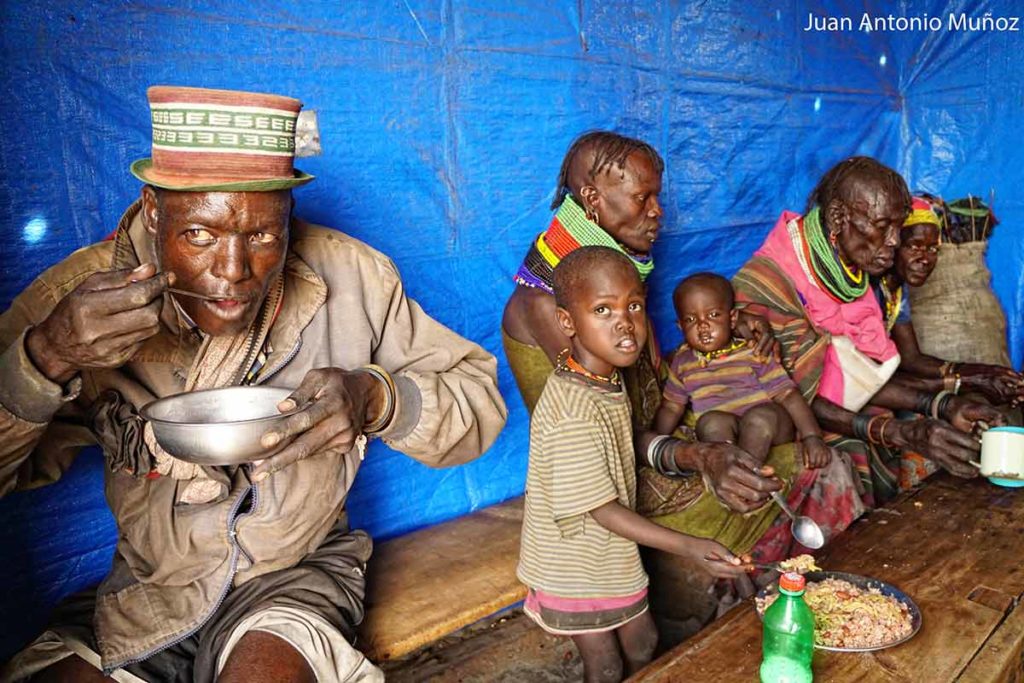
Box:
<box><xmin>380</xmin><ymin>608</ymin><xmax>583</xmax><ymax>682</ymax></box>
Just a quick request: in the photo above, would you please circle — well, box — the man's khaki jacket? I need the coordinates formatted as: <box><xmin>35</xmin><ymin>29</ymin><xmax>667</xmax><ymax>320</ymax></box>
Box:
<box><xmin>0</xmin><ymin>201</ymin><xmax>507</xmax><ymax>670</ymax></box>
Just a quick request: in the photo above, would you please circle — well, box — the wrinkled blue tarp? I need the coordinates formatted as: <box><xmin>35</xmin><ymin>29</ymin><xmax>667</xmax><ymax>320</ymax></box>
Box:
<box><xmin>1</xmin><ymin>0</ymin><xmax>1021</xmax><ymax>659</ymax></box>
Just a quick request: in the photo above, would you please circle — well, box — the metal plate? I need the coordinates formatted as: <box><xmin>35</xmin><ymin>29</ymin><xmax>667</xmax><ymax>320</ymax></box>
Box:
<box><xmin>756</xmin><ymin>571</ymin><xmax>922</xmax><ymax>652</ymax></box>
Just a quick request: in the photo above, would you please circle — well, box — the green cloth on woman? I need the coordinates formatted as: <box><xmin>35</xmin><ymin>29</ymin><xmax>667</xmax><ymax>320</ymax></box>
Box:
<box><xmin>648</xmin><ymin>443</ymin><xmax>798</xmax><ymax>556</ymax></box>
<box><xmin>502</xmin><ymin>330</ymin><xmax>553</xmax><ymax>415</ymax></box>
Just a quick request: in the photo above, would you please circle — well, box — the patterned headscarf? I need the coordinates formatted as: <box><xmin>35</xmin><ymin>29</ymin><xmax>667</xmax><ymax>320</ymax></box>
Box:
<box><xmin>903</xmin><ymin>196</ymin><xmax>941</xmax><ymax>229</ymax></box>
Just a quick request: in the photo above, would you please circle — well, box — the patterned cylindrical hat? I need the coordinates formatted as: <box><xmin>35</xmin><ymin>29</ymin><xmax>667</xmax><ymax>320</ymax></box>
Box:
<box><xmin>130</xmin><ymin>86</ymin><xmax>314</xmax><ymax>191</ymax></box>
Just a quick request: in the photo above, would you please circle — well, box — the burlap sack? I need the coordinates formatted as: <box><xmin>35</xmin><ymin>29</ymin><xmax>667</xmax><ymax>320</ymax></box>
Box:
<box><xmin>908</xmin><ymin>241</ymin><xmax>1011</xmax><ymax>366</ymax></box>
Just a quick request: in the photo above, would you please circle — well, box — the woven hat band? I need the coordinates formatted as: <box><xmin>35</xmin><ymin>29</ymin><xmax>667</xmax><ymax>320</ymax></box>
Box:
<box><xmin>132</xmin><ymin>86</ymin><xmax>313</xmax><ymax>191</ymax></box>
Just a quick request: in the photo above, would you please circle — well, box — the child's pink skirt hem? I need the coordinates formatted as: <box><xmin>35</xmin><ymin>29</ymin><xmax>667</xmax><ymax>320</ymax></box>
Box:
<box><xmin>523</xmin><ymin>587</ymin><xmax>648</xmax><ymax>635</ymax></box>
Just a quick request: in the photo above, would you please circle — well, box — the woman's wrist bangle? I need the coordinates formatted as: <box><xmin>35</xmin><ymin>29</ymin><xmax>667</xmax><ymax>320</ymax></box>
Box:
<box><xmin>852</xmin><ymin>413</ymin><xmax>871</xmax><ymax>441</ymax></box>
<box><xmin>930</xmin><ymin>390</ymin><xmax>952</xmax><ymax>420</ymax></box>
<box><xmin>801</xmin><ymin>433</ymin><xmax>824</xmax><ymax>443</ymax></box>
<box><xmin>358</xmin><ymin>364</ymin><xmax>396</xmax><ymax>434</ymax></box>
<box><xmin>651</xmin><ymin>437</ymin><xmax>695</xmax><ymax>478</ymax></box>
<box><xmin>866</xmin><ymin>414</ymin><xmax>886</xmax><ymax>445</ymax></box>
<box><xmin>877</xmin><ymin>416</ymin><xmax>894</xmax><ymax>449</ymax></box>
<box><xmin>646</xmin><ymin>435</ymin><xmax>671</xmax><ymax>470</ymax></box>
<box><xmin>937</xmin><ymin>392</ymin><xmax>956</xmax><ymax>421</ymax></box>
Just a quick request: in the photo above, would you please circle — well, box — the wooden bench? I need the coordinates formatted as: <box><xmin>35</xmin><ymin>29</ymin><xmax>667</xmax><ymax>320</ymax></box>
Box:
<box><xmin>630</xmin><ymin>474</ymin><xmax>1024</xmax><ymax>682</ymax></box>
<box><xmin>357</xmin><ymin>496</ymin><xmax>527</xmax><ymax>662</ymax></box>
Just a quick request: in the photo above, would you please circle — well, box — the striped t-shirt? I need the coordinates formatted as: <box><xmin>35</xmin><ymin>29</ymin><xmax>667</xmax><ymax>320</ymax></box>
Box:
<box><xmin>664</xmin><ymin>344</ymin><xmax>796</xmax><ymax>418</ymax></box>
<box><xmin>517</xmin><ymin>372</ymin><xmax>647</xmax><ymax>599</ymax></box>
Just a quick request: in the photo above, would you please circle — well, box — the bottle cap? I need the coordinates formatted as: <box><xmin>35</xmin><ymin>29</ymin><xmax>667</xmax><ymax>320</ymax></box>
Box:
<box><xmin>779</xmin><ymin>572</ymin><xmax>806</xmax><ymax>592</ymax></box>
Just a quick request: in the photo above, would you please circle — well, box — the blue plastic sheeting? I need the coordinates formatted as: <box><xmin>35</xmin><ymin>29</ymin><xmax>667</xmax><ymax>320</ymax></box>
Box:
<box><xmin>2</xmin><ymin>0</ymin><xmax>1022</xmax><ymax>659</ymax></box>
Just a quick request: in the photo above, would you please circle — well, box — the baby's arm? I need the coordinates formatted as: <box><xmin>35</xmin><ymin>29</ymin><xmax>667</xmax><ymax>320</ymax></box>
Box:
<box><xmin>775</xmin><ymin>388</ymin><xmax>831</xmax><ymax>469</ymax></box>
<box><xmin>588</xmin><ymin>500</ymin><xmax>751</xmax><ymax>579</ymax></box>
<box><xmin>653</xmin><ymin>398</ymin><xmax>687</xmax><ymax>436</ymax></box>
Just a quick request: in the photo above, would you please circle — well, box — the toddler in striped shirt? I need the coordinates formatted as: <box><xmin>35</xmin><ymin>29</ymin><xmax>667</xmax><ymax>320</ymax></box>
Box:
<box><xmin>654</xmin><ymin>272</ymin><xmax>831</xmax><ymax>469</ymax></box>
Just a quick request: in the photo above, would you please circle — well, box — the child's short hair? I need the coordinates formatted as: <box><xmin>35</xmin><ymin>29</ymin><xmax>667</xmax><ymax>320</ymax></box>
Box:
<box><xmin>552</xmin><ymin>246</ymin><xmax>637</xmax><ymax>309</ymax></box>
<box><xmin>673</xmin><ymin>272</ymin><xmax>735</xmax><ymax>310</ymax></box>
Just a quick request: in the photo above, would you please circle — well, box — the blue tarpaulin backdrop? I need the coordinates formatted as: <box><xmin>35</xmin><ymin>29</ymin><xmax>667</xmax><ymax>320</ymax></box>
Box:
<box><xmin>1</xmin><ymin>0</ymin><xmax>1021</xmax><ymax>659</ymax></box>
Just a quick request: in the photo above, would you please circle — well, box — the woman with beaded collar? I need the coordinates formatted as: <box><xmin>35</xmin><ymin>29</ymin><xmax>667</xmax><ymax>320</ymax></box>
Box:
<box><xmin>732</xmin><ymin>156</ymin><xmax>1006</xmax><ymax>506</ymax></box>
<box><xmin>502</xmin><ymin>133</ymin><xmax>869</xmax><ymax>646</ymax></box>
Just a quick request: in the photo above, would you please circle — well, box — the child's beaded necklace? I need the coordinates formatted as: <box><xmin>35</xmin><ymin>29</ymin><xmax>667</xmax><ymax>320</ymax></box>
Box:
<box><xmin>693</xmin><ymin>337</ymin><xmax>748</xmax><ymax>367</ymax></box>
<box><xmin>556</xmin><ymin>349</ymin><xmax>621</xmax><ymax>387</ymax></box>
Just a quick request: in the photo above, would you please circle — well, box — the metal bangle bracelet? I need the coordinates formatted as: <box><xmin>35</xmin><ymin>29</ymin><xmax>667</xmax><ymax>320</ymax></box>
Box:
<box><xmin>647</xmin><ymin>435</ymin><xmax>671</xmax><ymax>470</ymax></box>
<box><xmin>359</xmin><ymin>364</ymin><xmax>396</xmax><ymax>434</ymax></box>
<box><xmin>930</xmin><ymin>390</ymin><xmax>952</xmax><ymax>421</ymax></box>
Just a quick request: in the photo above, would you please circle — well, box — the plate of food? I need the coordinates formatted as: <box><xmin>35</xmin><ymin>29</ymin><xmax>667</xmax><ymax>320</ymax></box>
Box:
<box><xmin>755</xmin><ymin>570</ymin><xmax>921</xmax><ymax>652</ymax></box>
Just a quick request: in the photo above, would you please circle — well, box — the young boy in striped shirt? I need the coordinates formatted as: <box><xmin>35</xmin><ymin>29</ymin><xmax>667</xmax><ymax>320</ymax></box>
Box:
<box><xmin>517</xmin><ymin>248</ymin><xmax>752</xmax><ymax>682</ymax></box>
<box><xmin>654</xmin><ymin>272</ymin><xmax>831</xmax><ymax>469</ymax></box>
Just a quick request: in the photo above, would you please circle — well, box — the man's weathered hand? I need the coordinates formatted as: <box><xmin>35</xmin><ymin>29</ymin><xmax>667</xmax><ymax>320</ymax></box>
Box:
<box><xmin>734</xmin><ymin>310</ymin><xmax>778</xmax><ymax>360</ymax></box>
<box><xmin>252</xmin><ymin>368</ymin><xmax>384</xmax><ymax>481</ymax></box>
<box><xmin>894</xmin><ymin>417</ymin><xmax>980</xmax><ymax>479</ymax></box>
<box><xmin>699</xmin><ymin>442</ymin><xmax>783</xmax><ymax>513</ymax></box>
<box><xmin>25</xmin><ymin>263</ymin><xmax>168</xmax><ymax>384</ymax></box>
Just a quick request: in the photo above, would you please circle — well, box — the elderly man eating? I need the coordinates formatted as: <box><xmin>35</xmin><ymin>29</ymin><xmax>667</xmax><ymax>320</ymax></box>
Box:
<box><xmin>0</xmin><ymin>86</ymin><xmax>506</xmax><ymax>682</ymax></box>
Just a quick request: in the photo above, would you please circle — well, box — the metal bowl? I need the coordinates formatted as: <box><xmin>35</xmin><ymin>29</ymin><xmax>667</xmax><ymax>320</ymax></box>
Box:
<box><xmin>755</xmin><ymin>571</ymin><xmax>922</xmax><ymax>652</ymax></box>
<box><xmin>141</xmin><ymin>386</ymin><xmax>296</xmax><ymax>466</ymax></box>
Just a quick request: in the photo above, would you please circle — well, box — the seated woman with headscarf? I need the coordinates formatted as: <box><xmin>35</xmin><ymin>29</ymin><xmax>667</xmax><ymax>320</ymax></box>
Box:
<box><xmin>503</xmin><ymin>132</ymin><xmax>867</xmax><ymax>642</ymax></box>
<box><xmin>732</xmin><ymin>157</ymin><xmax>1005</xmax><ymax>506</ymax></box>
<box><xmin>872</xmin><ymin>197</ymin><xmax>1024</xmax><ymax>486</ymax></box>
<box><xmin>875</xmin><ymin>197</ymin><xmax>1024</xmax><ymax>408</ymax></box>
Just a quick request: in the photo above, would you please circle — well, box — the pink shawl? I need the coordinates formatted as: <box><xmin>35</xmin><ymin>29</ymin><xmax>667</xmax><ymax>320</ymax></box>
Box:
<box><xmin>756</xmin><ymin>212</ymin><xmax>899</xmax><ymax>408</ymax></box>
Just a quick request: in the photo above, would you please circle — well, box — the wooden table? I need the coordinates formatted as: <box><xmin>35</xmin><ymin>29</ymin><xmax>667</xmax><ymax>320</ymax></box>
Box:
<box><xmin>631</xmin><ymin>474</ymin><xmax>1024</xmax><ymax>682</ymax></box>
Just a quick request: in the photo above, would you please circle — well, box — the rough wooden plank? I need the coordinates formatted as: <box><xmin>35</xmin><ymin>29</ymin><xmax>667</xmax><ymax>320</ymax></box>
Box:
<box><xmin>959</xmin><ymin>600</ymin><xmax>1024</xmax><ymax>683</ymax></box>
<box><xmin>358</xmin><ymin>497</ymin><xmax>526</xmax><ymax>661</ymax></box>
<box><xmin>631</xmin><ymin>475</ymin><xmax>1024</xmax><ymax>682</ymax></box>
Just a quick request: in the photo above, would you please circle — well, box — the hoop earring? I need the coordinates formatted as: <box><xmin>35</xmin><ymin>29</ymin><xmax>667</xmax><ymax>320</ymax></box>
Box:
<box><xmin>586</xmin><ymin>208</ymin><xmax>600</xmax><ymax>226</ymax></box>
<box><xmin>829</xmin><ymin>230</ymin><xmax>839</xmax><ymax>246</ymax></box>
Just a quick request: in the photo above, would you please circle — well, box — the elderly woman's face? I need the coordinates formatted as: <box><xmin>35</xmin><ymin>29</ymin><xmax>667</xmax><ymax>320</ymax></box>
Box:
<box><xmin>589</xmin><ymin>152</ymin><xmax>663</xmax><ymax>255</ymax></box>
<box><xmin>831</xmin><ymin>180</ymin><xmax>908</xmax><ymax>276</ymax></box>
<box><xmin>896</xmin><ymin>223</ymin><xmax>940</xmax><ymax>286</ymax></box>
<box><xmin>143</xmin><ymin>189</ymin><xmax>291</xmax><ymax>337</ymax></box>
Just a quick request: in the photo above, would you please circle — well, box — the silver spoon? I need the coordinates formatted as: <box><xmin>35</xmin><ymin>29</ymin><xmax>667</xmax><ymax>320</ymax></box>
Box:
<box><xmin>770</xmin><ymin>491</ymin><xmax>825</xmax><ymax>549</ymax></box>
<box><xmin>166</xmin><ymin>287</ymin><xmax>231</xmax><ymax>302</ymax></box>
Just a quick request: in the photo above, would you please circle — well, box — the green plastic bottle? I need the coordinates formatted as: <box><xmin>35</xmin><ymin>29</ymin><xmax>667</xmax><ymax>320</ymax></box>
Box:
<box><xmin>760</xmin><ymin>571</ymin><xmax>815</xmax><ymax>683</ymax></box>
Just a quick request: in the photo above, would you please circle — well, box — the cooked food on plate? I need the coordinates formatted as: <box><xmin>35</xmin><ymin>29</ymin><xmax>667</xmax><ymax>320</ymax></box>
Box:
<box><xmin>756</xmin><ymin>577</ymin><xmax>913</xmax><ymax>648</ymax></box>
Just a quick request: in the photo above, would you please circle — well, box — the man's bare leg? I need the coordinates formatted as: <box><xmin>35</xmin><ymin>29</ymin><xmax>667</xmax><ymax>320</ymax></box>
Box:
<box><xmin>218</xmin><ymin>630</ymin><xmax>315</xmax><ymax>683</ymax></box>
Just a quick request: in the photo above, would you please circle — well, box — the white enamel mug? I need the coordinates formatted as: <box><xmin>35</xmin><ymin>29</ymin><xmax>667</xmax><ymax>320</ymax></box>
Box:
<box><xmin>980</xmin><ymin>426</ymin><xmax>1024</xmax><ymax>487</ymax></box>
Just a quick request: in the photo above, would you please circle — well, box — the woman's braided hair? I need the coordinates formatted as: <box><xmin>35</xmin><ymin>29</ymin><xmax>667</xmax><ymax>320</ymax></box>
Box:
<box><xmin>805</xmin><ymin>156</ymin><xmax>911</xmax><ymax>231</ymax></box>
<box><xmin>551</xmin><ymin>131</ymin><xmax>664</xmax><ymax>210</ymax></box>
